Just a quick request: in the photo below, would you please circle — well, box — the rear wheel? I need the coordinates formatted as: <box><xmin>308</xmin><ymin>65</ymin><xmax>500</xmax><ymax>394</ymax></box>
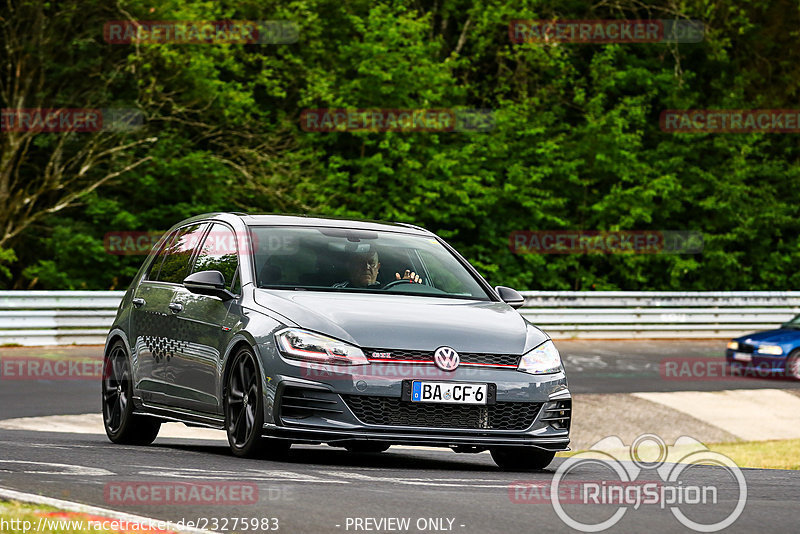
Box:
<box><xmin>225</xmin><ymin>346</ymin><xmax>290</xmax><ymax>458</ymax></box>
<box><xmin>102</xmin><ymin>341</ymin><xmax>161</xmax><ymax>445</ymax></box>
<box><xmin>490</xmin><ymin>447</ymin><xmax>556</xmax><ymax>471</ymax></box>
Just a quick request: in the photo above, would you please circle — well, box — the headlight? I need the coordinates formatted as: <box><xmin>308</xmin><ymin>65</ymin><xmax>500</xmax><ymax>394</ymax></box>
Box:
<box><xmin>276</xmin><ymin>329</ymin><xmax>369</xmax><ymax>365</ymax></box>
<box><xmin>757</xmin><ymin>344</ymin><xmax>783</xmax><ymax>356</ymax></box>
<box><xmin>518</xmin><ymin>340</ymin><xmax>562</xmax><ymax>375</ymax></box>
<box><xmin>727</xmin><ymin>341</ymin><xmax>739</xmax><ymax>351</ymax></box>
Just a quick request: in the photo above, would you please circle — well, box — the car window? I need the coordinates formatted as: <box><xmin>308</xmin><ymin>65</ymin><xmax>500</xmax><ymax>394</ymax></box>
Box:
<box><xmin>249</xmin><ymin>226</ymin><xmax>490</xmax><ymax>300</ymax></box>
<box><xmin>192</xmin><ymin>223</ymin><xmax>240</xmax><ymax>292</ymax></box>
<box><xmin>230</xmin><ymin>267</ymin><xmax>242</xmax><ymax>294</ymax></box>
<box><xmin>151</xmin><ymin>223</ymin><xmax>208</xmax><ymax>284</ymax></box>
<box><xmin>145</xmin><ymin>229</ymin><xmax>178</xmax><ymax>281</ymax></box>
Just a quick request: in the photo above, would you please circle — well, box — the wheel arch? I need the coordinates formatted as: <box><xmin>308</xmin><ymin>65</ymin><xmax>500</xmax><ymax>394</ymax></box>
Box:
<box><xmin>104</xmin><ymin>328</ymin><xmax>132</xmax><ymax>360</ymax></box>
<box><xmin>220</xmin><ymin>334</ymin><xmax>261</xmax><ymax>401</ymax></box>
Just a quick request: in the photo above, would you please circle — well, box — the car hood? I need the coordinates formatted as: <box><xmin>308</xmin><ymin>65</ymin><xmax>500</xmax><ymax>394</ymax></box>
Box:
<box><xmin>253</xmin><ymin>289</ymin><xmax>545</xmax><ymax>354</ymax></box>
<box><xmin>736</xmin><ymin>328</ymin><xmax>800</xmax><ymax>345</ymax></box>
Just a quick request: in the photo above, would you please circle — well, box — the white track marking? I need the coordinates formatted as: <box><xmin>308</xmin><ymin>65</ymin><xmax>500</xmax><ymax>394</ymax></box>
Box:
<box><xmin>321</xmin><ymin>471</ymin><xmax>510</xmax><ymax>488</ymax></box>
<box><xmin>0</xmin><ymin>460</ymin><xmax>113</xmax><ymax>476</ymax></box>
<box><xmin>0</xmin><ymin>416</ymin><xmax>456</xmax><ymax>451</ymax></box>
<box><xmin>0</xmin><ymin>413</ymin><xmax>225</xmax><ymax>441</ymax></box>
<box><xmin>0</xmin><ymin>486</ymin><xmax>217</xmax><ymax>534</ymax></box>
<box><xmin>136</xmin><ymin>467</ymin><xmax>346</xmax><ymax>484</ymax></box>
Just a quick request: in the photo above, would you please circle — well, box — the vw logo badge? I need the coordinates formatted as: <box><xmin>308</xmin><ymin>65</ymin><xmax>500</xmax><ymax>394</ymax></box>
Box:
<box><xmin>434</xmin><ymin>346</ymin><xmax>460</xmax><ymax>371</ymax></box>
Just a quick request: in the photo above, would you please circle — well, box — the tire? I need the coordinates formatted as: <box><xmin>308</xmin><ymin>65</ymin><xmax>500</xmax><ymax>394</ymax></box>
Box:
<box><xmin>102</xmin><ymin>340</ymin><xmax>161</xmax><ymax>445</ymax></box>
<box><xmin>490</xmin><ymin>447</ymin><xmax>556</xmax><ymax>471</ymax></box>
<box><xmin>343</xmin><ymin>442</ymin><xmax>391</xmax><ymax>453</ymax></box>
<box><xmin>785</xmin><ymin>350</ymin><xmax>800</xmax><ymax>380</ymax></box>
<box><xmin>224</xmin><ymin>346</ymin><xmax>290</xmax><ymax>459</ymax></box>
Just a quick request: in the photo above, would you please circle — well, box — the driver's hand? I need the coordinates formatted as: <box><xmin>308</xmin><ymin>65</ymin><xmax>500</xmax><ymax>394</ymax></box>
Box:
<box><xmin>396</xmin><ymin>270</ymin><xmax>422</xmax><ymax>283</ymax></box>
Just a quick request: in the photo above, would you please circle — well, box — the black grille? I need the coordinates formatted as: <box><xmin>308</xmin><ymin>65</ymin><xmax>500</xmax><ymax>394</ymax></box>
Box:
<box><xmin>540</xmin><ymin>399</ymin><xmax>571</xmax><ymax>431</ymax></box>
<box><xmin>738</xmin><ymin>343</ymin><xmax>755</xmax><ymax>354</ymax></box>
<box><xmin>342</xmin><ymin>395</ymin><xmax>541</xmax><ymax>430</ymax></box>
<box><xmin>364</xmin><ymin>348</ymin><xmax>520</xmax><ymax>367</ymax></box>
<box><xmin>279</xmin><ymin>386</ymin><xmax>343</xmax><ymax>420</ymax></box>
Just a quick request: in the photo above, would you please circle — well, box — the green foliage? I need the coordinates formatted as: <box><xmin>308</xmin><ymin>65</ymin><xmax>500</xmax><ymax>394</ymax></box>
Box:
<box><xmin>3</xmin><ymin>0</ymin><xmax>800</xmax><ymax>291</ymax></box>
<box><xmin>0</xmin><ymin>249</ymin><xmax>17</xmax><ymax>281</ymax></box>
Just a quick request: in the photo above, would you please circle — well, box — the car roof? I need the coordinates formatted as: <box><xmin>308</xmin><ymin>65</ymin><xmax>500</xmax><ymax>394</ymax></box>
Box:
<box><xmin>180</xmin><ymin>212</ymin><xmax>433</xmax><ymax>236</ymax></box>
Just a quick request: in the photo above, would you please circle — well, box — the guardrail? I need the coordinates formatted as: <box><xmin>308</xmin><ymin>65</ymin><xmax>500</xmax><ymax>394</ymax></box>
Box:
<box><xmin>0</xmin><ymin>291</ymin><xmax>124</xmax><ymax>346</ymax></box>
<box><xmin>521</xmin><ymin>291</ymin><xmax>800</xmax><ymax>339</ymax></box>
<box><xmin>1</xmin><ymin>290</ymin><xmax>799</xmax><ymax>346</ymax></box>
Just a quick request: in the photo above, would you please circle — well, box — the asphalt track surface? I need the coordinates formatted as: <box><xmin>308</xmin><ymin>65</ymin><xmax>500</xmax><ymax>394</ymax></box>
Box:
<box><xmin>0</xmin><ymin>340</ymin><xmax>798</xmax><ymax>533</ymax></box>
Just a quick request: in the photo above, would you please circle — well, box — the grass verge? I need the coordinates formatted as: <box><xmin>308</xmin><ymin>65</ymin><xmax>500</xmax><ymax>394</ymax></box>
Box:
<box><xmin>0</xmin><ymin>499</ymin><xmax>172</xmax><ymax>533</ymax></box>
<box><xmin>557</xmin><ymin>438</ymin><xmax>800</xmax><ymax>470</ymax></box>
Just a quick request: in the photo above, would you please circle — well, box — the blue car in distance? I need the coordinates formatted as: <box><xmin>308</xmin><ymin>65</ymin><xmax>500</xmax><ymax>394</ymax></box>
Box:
<box><xmin>726</xmin><ymin>314</ymin><xmax>800</xmax><ymax>379</ymax></box>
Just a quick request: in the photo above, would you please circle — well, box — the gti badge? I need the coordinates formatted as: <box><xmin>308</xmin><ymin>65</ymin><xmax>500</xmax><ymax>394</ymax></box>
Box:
<box><xmin>434</xmin><ymin>346</ymin><xmax>460</xmax><ymax>371</ymax></box>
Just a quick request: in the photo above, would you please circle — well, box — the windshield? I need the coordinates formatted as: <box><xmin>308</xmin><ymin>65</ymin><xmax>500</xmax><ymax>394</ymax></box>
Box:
<box><xmin>782</xmin><ymin>314</ymin><xmax>800</xmax><ymax>329</ymax></box>
<box><xmin>249</xmin><ymin>226</ymin><xmax>491</xmax><ymax>300</ymax></box>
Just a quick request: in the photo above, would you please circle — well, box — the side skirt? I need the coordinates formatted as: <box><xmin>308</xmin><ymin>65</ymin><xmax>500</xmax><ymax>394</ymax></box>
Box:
<box><xmin>134</xmin><ymin>397</ymin><xmax>225</xmax><ymax>429</ymax></box>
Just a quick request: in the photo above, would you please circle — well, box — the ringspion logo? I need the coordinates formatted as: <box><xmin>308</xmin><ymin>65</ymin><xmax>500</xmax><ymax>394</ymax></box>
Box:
<box><xmin>535</xmin><ymin>434</ymin><xmax>746</xmax><ymax>532</ymax></box>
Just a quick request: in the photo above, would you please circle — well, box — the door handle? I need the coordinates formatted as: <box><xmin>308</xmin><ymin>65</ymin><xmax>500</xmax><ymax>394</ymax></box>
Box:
<box><xmin>132</xmin><ymin>298</ymin><xmax>145</xmax><ymax>308</ymax></box>
<box><xmin>168</xmin><ymin>302</ymin><xmax>184</xmax><ymax>313</ymax></box>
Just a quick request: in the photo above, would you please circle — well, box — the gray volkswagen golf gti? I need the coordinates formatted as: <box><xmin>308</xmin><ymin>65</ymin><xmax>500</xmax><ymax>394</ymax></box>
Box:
<box><xmin>102</xmin><ymin>213</ymin><xmax>571</xmax><ymax>470</ymax></box>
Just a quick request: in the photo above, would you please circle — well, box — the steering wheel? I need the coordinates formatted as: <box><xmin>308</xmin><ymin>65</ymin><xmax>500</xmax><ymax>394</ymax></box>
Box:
<box><xmin>382</xmin><ymin>279</ymin><xmax>421</xmax><ymax>290</ymax></box>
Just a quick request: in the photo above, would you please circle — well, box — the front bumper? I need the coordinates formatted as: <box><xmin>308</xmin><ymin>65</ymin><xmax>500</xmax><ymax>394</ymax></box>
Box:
<box><xmin>725</xmin><ymin>349</ymin><xmax>787</xmax><ymax>374</ymax></box>
<box><xmin>262</xmin><ymin>423</ymin><xmax>570</xmax><ymax>450</ymax></box>
<box><xmin>259</xmin><ymin>361</ymin><xmax>571</xmax><ymax>450</ymax></box>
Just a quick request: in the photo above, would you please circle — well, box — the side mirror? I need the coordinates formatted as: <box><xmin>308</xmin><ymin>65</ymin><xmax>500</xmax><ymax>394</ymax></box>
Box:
<box><xmin>495</xmin><ymin>285</ymin><xmax>525</xmax><ymax>309</ymax></box>
<box><xmin>184</xmin><ymin>270</ymin><xmax>235</xmax><ymax>301</ymax></box>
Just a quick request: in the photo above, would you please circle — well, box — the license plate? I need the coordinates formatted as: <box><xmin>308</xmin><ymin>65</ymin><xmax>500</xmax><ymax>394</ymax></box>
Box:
<box><xmin>732</xmin><ymin>352</ymin><xmax>752</xmax><ymax>362</ymax></box>
<box><xmin>411</xmin><ymin>381</ymin><xmax>488</xmax><ymax>405</ymax></box>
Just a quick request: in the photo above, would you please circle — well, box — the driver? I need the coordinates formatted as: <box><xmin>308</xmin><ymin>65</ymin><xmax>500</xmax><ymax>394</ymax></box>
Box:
<box><xmin>333</xmin><ymin>247</ymin><xmax>422</xmax><ymax>288</ymax></box>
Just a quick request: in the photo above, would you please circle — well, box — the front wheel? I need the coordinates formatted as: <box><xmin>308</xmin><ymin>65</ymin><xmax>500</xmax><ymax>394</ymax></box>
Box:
<box><xmin>224</xmin><ymin>347</ymin><xmax>289</xmax><ymax>458</ymax></box>
<box><xmin>785</xmin><ymin>350</ymin><xmax>800</xmax><ymax>380</ymax></box>
<box><xmin>102</xmin><ymin>341</ymin><xmax>161</xmax><ymax>445</ymax></box>
<box><xmin>490</xmin><ymin>447</ymin><xmax>556</xmax><ymax>471</ymax></box>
